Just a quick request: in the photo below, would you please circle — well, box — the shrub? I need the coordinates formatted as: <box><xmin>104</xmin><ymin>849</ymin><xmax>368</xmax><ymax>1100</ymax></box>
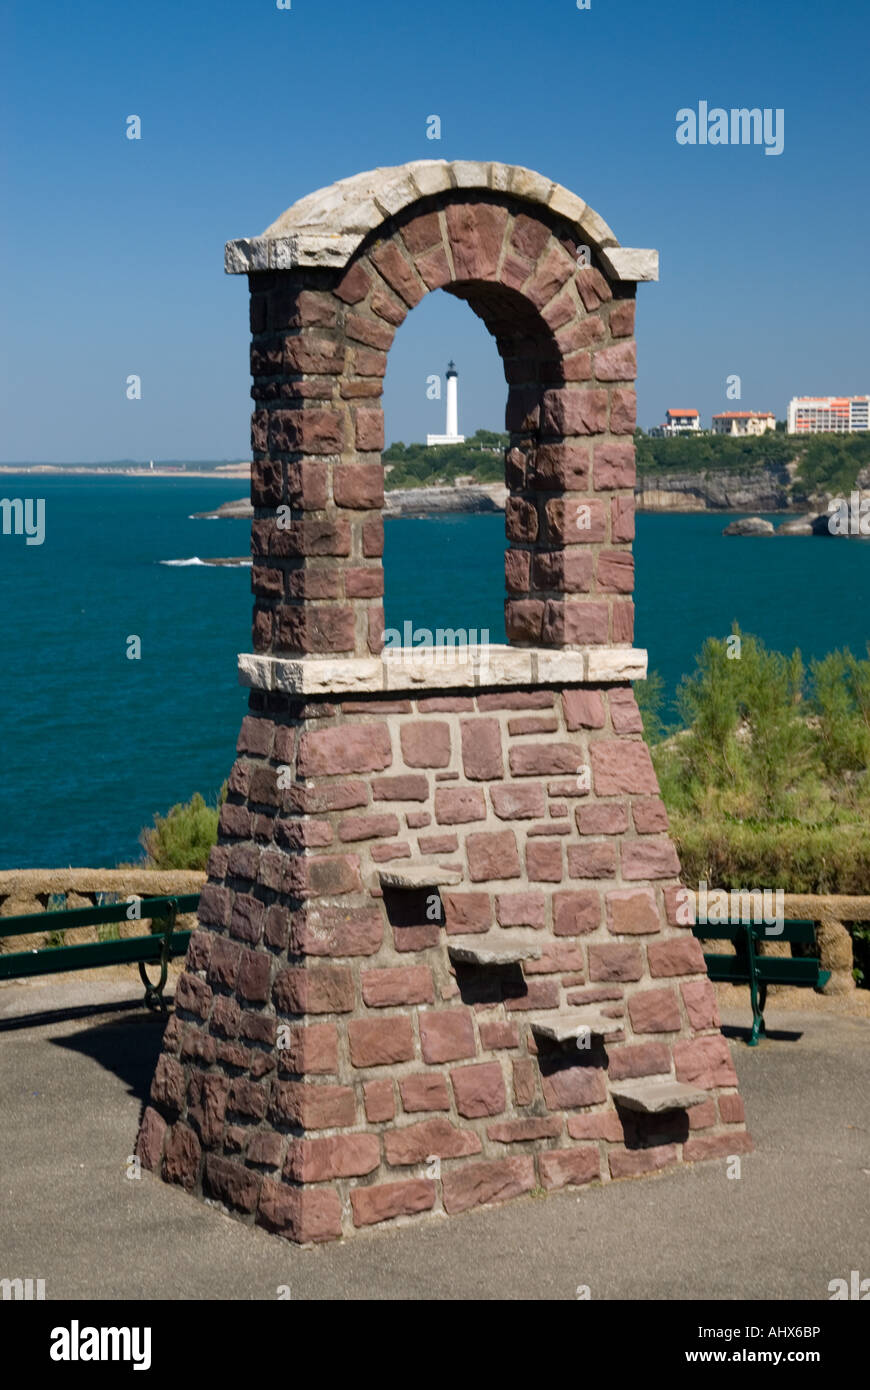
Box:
<box><xmin>139</xmin><ymin>786</ymin><xmax>226</xmax><ymax>870</ymax></box>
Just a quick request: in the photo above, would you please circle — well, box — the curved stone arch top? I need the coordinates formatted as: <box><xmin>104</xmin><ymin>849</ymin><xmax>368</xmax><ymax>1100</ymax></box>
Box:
<box><xmin>227</xmin><ymin>161</ymin><xmax>658</xmax><ymax>684</ymax></box>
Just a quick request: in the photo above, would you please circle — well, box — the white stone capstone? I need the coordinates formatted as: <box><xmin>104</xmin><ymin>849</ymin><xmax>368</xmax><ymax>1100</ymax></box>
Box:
<box><xmin>237</xmin><ymin>646</ymin><xmax>649</xmax><ymax>694</ymax></box>
<box><xmin>224</xmin><ymin>160</ymin><xmax>658</xmax><ymax>282</ymax></box>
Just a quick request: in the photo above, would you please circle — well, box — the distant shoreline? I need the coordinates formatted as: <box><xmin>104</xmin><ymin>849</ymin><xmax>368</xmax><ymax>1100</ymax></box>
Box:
<box><xmin>0</xmin><ymin>464</ymin><xmax>251</xmax><ymax>479</ymax></box>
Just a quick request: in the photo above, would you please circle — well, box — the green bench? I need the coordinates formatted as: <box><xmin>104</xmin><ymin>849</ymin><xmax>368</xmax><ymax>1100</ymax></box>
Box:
<box><xmin>0</xmin><ymin>893</ymin><xmax>200</xmax><ymax>1012</ymax></box>
<box><xmin>693</xmin><ymin>918</ymin><xmax>831</xmax><ymax>1045</ymax></box>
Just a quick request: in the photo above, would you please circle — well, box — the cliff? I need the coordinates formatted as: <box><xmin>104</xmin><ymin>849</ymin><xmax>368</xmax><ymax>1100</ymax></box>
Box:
<box><xmin>634</xmin><ymin>463</ymin><xmax>793</xmax><ymax>513</ymax></box>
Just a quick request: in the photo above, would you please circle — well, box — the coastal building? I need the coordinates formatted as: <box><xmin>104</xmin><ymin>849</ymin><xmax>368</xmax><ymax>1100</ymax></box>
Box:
<box><xmin>711</xmin><ymin>411</ymin><xmax>776</xmax><ymax>436</ymax></box>
<box><xmin>426</xmin><ymin>360</ymin><xmax>465</xmax><ymax>445</ymax></box>
<box><xmin>787</xmin><ymin>396</ymin><xmax>870</xmax><ymax>434</ymax></box>
<box><xmin>649</xmin><ymin>408</ymin><xmax>701</xmax><ymax>438</ymax></box>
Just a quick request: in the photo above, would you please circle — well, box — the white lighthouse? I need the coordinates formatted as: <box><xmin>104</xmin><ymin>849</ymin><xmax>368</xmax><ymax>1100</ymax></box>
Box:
<box><xmin>427</xmin><ymin>361</ymin><xmax>465</xmax><ymax>446</ymax></box>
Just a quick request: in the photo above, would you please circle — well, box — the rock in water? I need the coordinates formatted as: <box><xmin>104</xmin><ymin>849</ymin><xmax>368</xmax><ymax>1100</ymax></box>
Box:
<box><xmin>776</xmin><ymin>515</ymin><xmax>816</xmax><ymax>535</ymax></box>
<box><xmin>722</xmin><ymin>516</ymin><xmax>775</xmax><ymax>536</ymax></box>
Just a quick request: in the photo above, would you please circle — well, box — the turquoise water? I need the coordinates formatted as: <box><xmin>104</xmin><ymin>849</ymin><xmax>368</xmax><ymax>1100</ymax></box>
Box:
<box><xmin>2</xmin><ymin>476</ymin><xmax>869</xmax><ymax>869</ymax></box>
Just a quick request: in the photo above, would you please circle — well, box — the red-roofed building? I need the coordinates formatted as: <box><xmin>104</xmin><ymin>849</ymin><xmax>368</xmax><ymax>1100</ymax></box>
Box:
<box><xmin>650</xmin><ymin>408</ymin><xmax>701</xmax><ymax>437</ymax></box>
<box><xmin>712</xmin><ymin>411</ymin><xmax>776</xmax><ymax>436</ymax></box>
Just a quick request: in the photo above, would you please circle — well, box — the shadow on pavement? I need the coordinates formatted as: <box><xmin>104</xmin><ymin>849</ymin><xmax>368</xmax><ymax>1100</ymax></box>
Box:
<box><xmin>49</xmin><ymin>1008</ymin><xmax>169</xmax><ymax>1108</ymax></box>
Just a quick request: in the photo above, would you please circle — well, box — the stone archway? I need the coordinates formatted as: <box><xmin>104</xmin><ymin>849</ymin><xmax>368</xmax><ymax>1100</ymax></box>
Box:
<box><xmin>138</xmin><ymin>161</ymin><xmax>750</xmax><ymax>1243</ymax></box>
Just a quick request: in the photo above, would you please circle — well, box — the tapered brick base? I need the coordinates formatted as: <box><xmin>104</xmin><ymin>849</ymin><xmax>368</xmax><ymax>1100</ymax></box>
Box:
<box><xmin>137</xmin><ymin>682</ymin><xmax>751</xmax><ymax>1242</ymax></box>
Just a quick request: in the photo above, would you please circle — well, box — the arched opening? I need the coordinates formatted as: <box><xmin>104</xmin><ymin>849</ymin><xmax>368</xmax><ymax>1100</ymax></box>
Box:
<box><xmin>380</xmin><ymin>286</ymin><xmax>510</xmax><ymax>651</ymax></box>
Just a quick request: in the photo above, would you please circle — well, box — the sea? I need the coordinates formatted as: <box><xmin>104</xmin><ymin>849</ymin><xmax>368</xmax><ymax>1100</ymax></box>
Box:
<box><xmin>2</xmin><ymin>474</ymin><xmax>869</xmax><ymax>869</ymax></box>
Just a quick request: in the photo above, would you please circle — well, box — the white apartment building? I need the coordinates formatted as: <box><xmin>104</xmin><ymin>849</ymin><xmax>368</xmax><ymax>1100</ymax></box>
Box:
<box><xmin>651</xmin><ymin>408</ymin><xmax>701</xmax><ymax>437</ymax></box>
<box><xmin>787</xmin><ymin>396</ymin><xmax>870</xmax><ymax>434</ymax></box>
<box><xmin>711</xmin><ymin>411</ymin><xmax>776</xmax><ymax>436</ymax></box>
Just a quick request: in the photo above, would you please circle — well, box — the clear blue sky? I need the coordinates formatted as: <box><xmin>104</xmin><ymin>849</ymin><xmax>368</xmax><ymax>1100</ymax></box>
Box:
<box><xmin>1</xmin><ymin>0</ymin><xmax>868</xmax><ymax>460</ymax></box>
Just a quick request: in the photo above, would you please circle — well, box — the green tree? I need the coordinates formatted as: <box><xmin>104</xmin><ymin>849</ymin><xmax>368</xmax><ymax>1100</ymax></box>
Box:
<box><xmin>139</xmin><ymin>787</ymin><xmax>227</xmax><ymax>870</ymax></box>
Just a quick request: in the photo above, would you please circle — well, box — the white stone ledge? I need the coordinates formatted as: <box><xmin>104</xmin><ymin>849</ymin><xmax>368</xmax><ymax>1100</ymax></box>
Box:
<box><xmin>599</xmin><ymin>247</ymin><xmax>659</xmax><ymax>283</ymax></box>
<box><xmin>238</xmin><ymin>646</ymin><xmax>648</xmax><ymax>694</ymax></box>
<box><xmin>224</xmin><ymin>160</ymin><xmax>658</xmax><ymax>281</ymax></box>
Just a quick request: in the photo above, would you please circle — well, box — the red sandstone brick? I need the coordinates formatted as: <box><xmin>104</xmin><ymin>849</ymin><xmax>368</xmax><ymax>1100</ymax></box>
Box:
<box><xmin>460</xmin><ymin>719</ymin><xmax>504</xmax><ymax>780</ymax></box>
<box><xmin>477</xmin><ymin>692</ymin><xmax>555</xmax><ymax>711</ymax></box>
<box><xmin>688</xmin><ymin>1099</ymin><xmax>717</xmax><ymax>1131</ymax></box>
<box><xmin>680</xmin><ymin>978</ymin><xmax>720</xmax><ymax>1031</ymax></box>
<box><xmin>609</xmin><ymin>1144</ymin><xmax>677</xmax><ymax>1179</ymax></box>
<box><xmin>576</xmin><ymin>803</ymin><xmax>629</xmax><ymax>836</ymax></box>
<box><xmin>419</xmin><ymin>1008</ymin><xmax>476</xmax><ymax>1063</ymax></box>
<box><xmin>562</xmin><ymin>689</ymin><xmax>606</xmax><ymax>730</ymax></box>
<box><xmin>567</xmin><ymin>842</ymin><xmax>617</xmax><ymax>878</ymax></box>
<box><xmin>567</xmin><ymin>1111</ymin><xmax>625</xmax><ymax>1142</ymax></box>
<box><xmin>441</xmin><ymin>891</ymin><xmax>492</xmax><ymax>934</ymax></box>
<box><xmin>539</xmin><ymin>1146</ymin><xmax>601</xmax><ymax>1190</ymax></box>
<box><xmin>609</xmin><ymin>299</ymin><xmax>635</xmax><ymax>337</ymax></box>
<box><xmin>505</xmin><ymin>979</ymin><xmax>560</xmax><ymax>1012</ymax></box>
<box><xmin>479</xmin><ymin>1020</ymin><xmax>520</xmax><ymax>1050</ymax></box>
<box><xmin>542</xmin><ymin>1065</ymin><xmax>608</xmax><ymax>1110</ymax></box>
<box><xmin>627</xmin><ymin>987</ymin><xmax>681</xmax><ymax>1033</ymax></box>
<box><xmin>278</xmin><ymin>1022</ymin><xmax>338</xmax><ymax>1075</ymax></box>
<box><xmin>441</xmin><ymin>1156</ymin><xmax>535</xmax><ymax>1214</ymax></box>
<box><xmin>487</xmin><ymin>1116</ymin><xmax>562</xmax><ymax>1143</ymax></box>
<box><xmin>269</xmin><ymin>1081</ymin><xmax>356</xmax><ymax>1131</ymax></box>
<box><xmin>257</xmin><ymin>1181</ymin><xmax>342</xmax><ymax>1243</ymax></box>
<box><xmin>495</xmin><ymin>891</ymin><xmax>546</xmax><ymax>928</ymax></box>
<box><xmin>553</xmin><ymin>891</ymin><xmax>601</xmax><ymax>936</ymax></box>
<box><xmin>445</xmin><ymin>202</ymin><xmax>508</xmax><ymax>280</ymax></box>
<box><xmin>674</xmin><ymin>1035</ymin><xmax>738</xmax><ymax>1089</ymax></box>
<box><xmin>593</xmin><ymin>441</ymin><xmax>636</xmax><ymax>490</ymax></box>
<box><xmin>524</xmin><ymin>943</ymin><xmax>585</xmax><ymax>974</ymax></box>
<box><xmin>338</xmin><ymin>813</ymin><xmax>399</xmax><ymax>842</ymax></box>
<box><xmin>361</xmin><ymin>965</ymin><xmax>434</xmax><ymax>1007</ymax></box>
<box><xmin>719</xmin><ymin>1093</ymin><xmax>746</xmax><ymax>1125</ymax></box>
<box><xmin>608</xmin><ymin>1041</ymin><xmax>671</xmax><ymax>1080</ymax></box>
<box><xmin>622</xmin><ymin>838</ymin><xmax>681</xmax><ymax>880</ymax></box>
<box><xmin>490</xmin><ymin>784</ymin><xmax>547</xmax><ymax>820</ymax></box>
<box><xmin>351</xmin><ymin>1178</ymin><xmax>436</xmax><ymax>1227</ymax></box>
<box><xmin>384</xmin><ymin>1117</ymin><xmax>483</xmax><ymax>1166</ymax></box>
<box><xmin>451</xmin><ymin>1061</ymin><xmax>506</xmax><ymax>1118</ymax></box>
<box><xmin>610</xmin><ymin>388</ymin><xmax>636</xmax><ymax>434</ymax></box>
<box><xmin>136</xmin><ymin>1107</ymin><xmax>167</xmax><ymax>1171</ymax></box>
<box><xmin>297</xmin><ymin>725</ymin><xmax>392</xmax><ymax>776</ymax></box>
<box><xmin>364</xmin><ymin>1078</ymin><xmax>395</xmax><ymax>1123</ymax></box>
<box><xmin>510</xmin><ymin>744</ymin><xmax>587</xmax><ymax>777</ymax></box>
<box><xmin>399</xmin><ymin>1073</ymin><xmax>450</xmax><ymax>1112</ymax></box>
<box><xmin>589</xmin><ymin>740</ymin><xmax>658</xmax><ymax>796</ymax></box>
<box><xmin>435</xmin><ymin>786</ymin><xmax>487</xmax><ymax>824</ymax></box>
<box><xmin>541</xmin><ymin>388</ymin><xmax>609</xmax><ymax>437</ymax></box>
<box><xmin>290</xmin><ymin>905</ymin><xmax>382</xmax><ymax>957</ymax></box>
<box><xmin>606</xmin><ymin>888</ymin><xmax>660</xmax><ymax>935</ymax></box>
<box><xmin>588</xmin><ymin>942</ymin><xmax>643</xmax><ymax>981</ymax></box>
<box><xmin>684</xmin><ymin>1131</ymin><xmax>753</xmax><ymax>1162</ymax></box>
<box><xmin>526</xmin><ymin>839</ymin><xmax>564</xmax><ymax>882</ymax></box>
<box><xmin>400</xmin><ymin>721</ymin><xmax>451</xmax><ymax>768</ymax></box>
<box><xmin>161</xmin><ymin>1123</ymin><xmax>201</xmax><ymax>1191</ymax></box>
<box><xmin>273</xmin><ymin>965</ymin><xmax>354</xmax><ymax>1015</ymax></box>
<box><xmin>285</xmin><ymin>1133</ymin><xmax>380</xmax><ymax>1183</ymax></box>
<box><xmin>466</xmin><ymin>830</ymin><xmax>521</xmax><ymax>882</ymax></box>
<box><xmin>647</xmin><ymin>937</ymin><xmax>707</xmax><ymax>977</ymax></box>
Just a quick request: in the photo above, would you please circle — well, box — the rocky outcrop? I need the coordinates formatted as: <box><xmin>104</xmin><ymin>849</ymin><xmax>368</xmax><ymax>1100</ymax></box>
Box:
<box><xmin>722</xmin><ymin>516</ymin><xmax>775</xmax><ymax>536</ymax></box>
<box><xmin>384</xmin><ymin>484</ymin><xmax>506</xmax><ymax>517</ymax></box>
<box><xmin>634</xmin><ymin>463</ymin><xmax>792</xmax><ymax>513</ymax></box>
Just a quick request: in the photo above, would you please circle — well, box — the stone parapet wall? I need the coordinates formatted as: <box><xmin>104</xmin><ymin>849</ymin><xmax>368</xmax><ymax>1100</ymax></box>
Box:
<box><xmin>0</xmin><ymin>869</ymin><xmax>205</xmax><ymax>952</ymax></box>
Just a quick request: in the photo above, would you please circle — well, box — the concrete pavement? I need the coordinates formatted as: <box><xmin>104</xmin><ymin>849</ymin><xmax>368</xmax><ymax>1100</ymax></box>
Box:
<box><xmin>1</xmin><ymin>974</ymin><xmax>868</xmax><ymax>1300</ymax></box>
